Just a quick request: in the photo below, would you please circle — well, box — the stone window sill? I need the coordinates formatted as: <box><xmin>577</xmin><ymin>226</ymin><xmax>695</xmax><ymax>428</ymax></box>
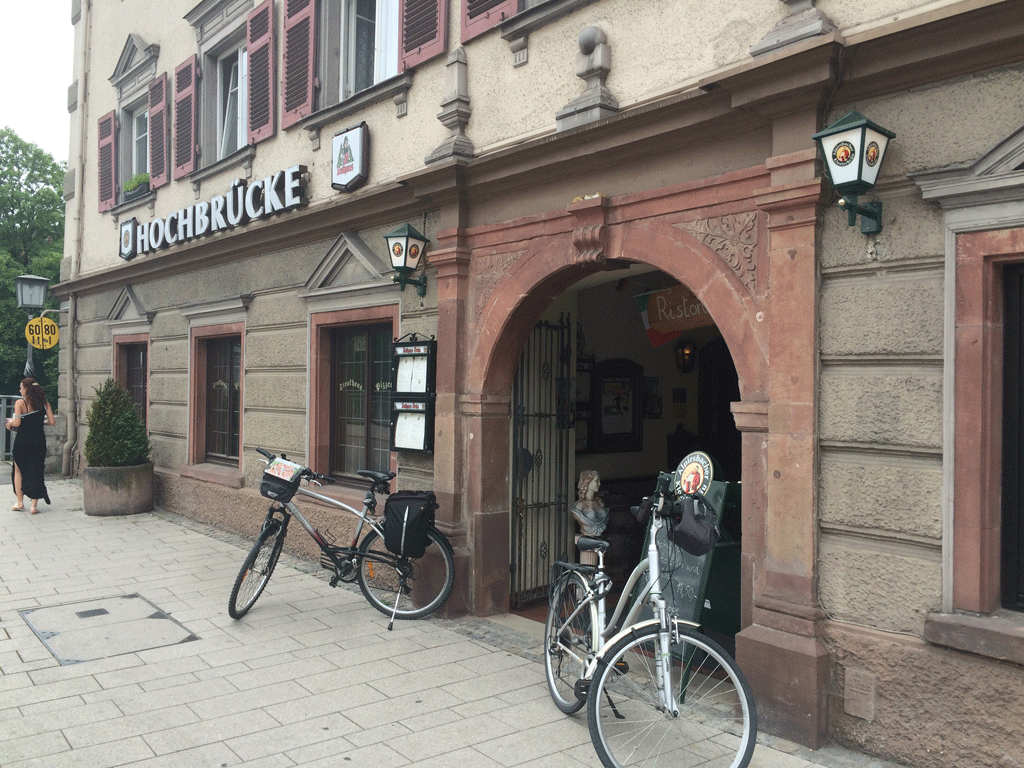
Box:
<box><xmin>923</xmin><ymin>610</ymin><xmax>1024</xmax><ymax>666</ymax></box>
<box><xmin>180</xmin><ymin>462</ymin><xmax>243</xmax><ymax>489</ymax></box>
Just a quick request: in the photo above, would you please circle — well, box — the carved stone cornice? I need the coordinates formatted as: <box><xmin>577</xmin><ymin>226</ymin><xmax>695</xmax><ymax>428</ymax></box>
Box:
<box><xmin>474</xmin><ymin>250</ymin><xmax>525</xmax><ymax>319</ymax></box>
<box><xmin>677</xmin><ymin>211</ymin><xmax>758</xmax><ymax>294</ymax></box>
<box><xmin>567</xmin><ymin>195</ymin><xmax>609</xmax><ymax>264</ymax></box>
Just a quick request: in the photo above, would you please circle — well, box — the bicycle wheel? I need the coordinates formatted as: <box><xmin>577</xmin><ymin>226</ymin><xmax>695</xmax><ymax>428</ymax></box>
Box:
<box><xmin>545</xmin><ymin>570</ymin><xmax>598</xmax><ymax>714</ymax></box>
<box><xmin>588</xmin><ymin>621</ymin><xmax>756</xmax><ymax>768</ymax></box>
<box><xmin>228</xmin><ymin>523</ymin><xmax>285</xmax><ymax>619</ymax></box>
<box><xmin>356</xmin><ymin>526</ymin><xmax>455</xmax><ymax>619</ymax></box>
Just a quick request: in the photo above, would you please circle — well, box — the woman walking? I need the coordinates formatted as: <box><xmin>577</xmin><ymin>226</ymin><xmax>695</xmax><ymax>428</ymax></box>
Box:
<box><xmin>6</xmin><ymin>378</ymin><xmax>55</xmax><ymax>514</ymax></box>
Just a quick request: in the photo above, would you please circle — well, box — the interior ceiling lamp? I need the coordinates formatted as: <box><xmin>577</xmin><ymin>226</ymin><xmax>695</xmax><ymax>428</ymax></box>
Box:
<box><xmin>812</xmin><ymin>110</ymin><xmax>895</xmax><ymax>235</ymax></box>
<box><xmin>385</xmin><ymin>224</ymin><xmax>429</xmax><ymax>297</ymax></box>
<box><xmin>675</xmin><ymin>339</ymin><xmax>696</xmax><ymax>373</ymax></box>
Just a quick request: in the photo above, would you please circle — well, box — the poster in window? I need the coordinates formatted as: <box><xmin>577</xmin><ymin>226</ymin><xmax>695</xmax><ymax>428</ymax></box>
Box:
<box><xmin>589</xmin><ymin>358</ymin><xmax>643</xmax><ymax>453</ymax></box>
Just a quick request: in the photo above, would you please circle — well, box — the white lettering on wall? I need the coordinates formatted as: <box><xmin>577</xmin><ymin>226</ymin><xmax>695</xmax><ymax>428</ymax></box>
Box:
<box><xmin>125</xmin><ymin>165</ymin><xmax>308</xmax><ymax>258</ymax></box>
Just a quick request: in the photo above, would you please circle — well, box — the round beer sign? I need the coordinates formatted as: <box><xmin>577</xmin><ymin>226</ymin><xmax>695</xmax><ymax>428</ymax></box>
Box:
<box><xmin>674</xmin><ymin>451</ymin><xmax>713</xmax><ymax>498</ymax></box>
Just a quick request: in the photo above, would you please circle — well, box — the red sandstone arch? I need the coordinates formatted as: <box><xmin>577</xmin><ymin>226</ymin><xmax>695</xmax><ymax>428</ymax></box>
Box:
<box><xmin>470</xmin><ymin>218</ymin><xmax>767</xmax><ymax>401</ymax></box>
<box><xmin>460</xmin><ymin>216</ymin><xmax>769</xmax><ymax>617</ymax></box>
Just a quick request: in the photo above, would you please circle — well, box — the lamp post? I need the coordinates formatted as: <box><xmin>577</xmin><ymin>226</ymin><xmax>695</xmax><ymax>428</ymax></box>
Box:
<box><xmin>384</xmin><ymin>224</ymin><xmax>429</xmax><ymax>297</ymax></box>
<box><xmin>812</xmin><ymin>111</ymin><xmax>895</xmax><ymax>235</ymax></box>
<box><xmin>15</xmin><ymin>274</ymin><xmax>50</xmax><ymax>378</ymax></box>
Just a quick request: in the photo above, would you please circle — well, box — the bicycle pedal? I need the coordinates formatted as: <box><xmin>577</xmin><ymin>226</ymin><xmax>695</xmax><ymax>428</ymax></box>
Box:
<box><xmin>613</xmin><ymin>659</ymin><xmax>630</xmax><ymax>674</ymax></box>
<box><xmin>573</xmin><ymin>679</ymin><xmax>590</xmax><ymax>700</ymax></box>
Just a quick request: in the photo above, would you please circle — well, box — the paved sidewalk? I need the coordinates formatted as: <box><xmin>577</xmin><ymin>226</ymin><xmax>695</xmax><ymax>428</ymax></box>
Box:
<box><xmin>0</xmin><ymin>475</ymin><xmax>915</xmax><ymax>768</ymax></box>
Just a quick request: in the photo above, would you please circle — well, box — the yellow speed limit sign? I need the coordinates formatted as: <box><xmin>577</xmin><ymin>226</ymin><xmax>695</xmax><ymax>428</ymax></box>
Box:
<box><xmin>25</xmin><ymin>317</ymin><xmax>59</xmax><ymax>350</ymax></box>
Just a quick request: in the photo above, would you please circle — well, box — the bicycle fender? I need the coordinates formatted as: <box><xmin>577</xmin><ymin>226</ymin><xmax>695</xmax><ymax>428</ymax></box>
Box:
<box><xmin>584</xmin><ymin>617</ymin><xmax>703</xmax><ymax>679</ymax></box>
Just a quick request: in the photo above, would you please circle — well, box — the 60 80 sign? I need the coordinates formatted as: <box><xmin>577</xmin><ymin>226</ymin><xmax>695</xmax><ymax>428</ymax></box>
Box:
<box><xmin>25</xmin><ymin>317</ymin><xmax>59</xmax><ymax>350</ymax></box>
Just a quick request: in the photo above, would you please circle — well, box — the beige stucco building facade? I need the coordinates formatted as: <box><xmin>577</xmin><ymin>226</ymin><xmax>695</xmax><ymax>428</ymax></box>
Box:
<box><xmin>57</xmin><ymin>0</ymin><xmax>1024</xmax><ymax>765</ymax></box>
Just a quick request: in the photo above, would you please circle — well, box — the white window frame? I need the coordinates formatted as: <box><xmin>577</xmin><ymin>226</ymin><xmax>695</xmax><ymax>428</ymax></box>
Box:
<box><xmin>130</xmin><ymin>104</ymin><xmax>149</xmax><ymax>178</ymax></box>
<box><xmin>216</xmin><ymin>44</ymin><xmax>247</xmax><ymax>160</ymax></box>
<box><xmin>338</xmin><ymin>0</ymin><xmax>399</xmax><ymax>102</ymax></box>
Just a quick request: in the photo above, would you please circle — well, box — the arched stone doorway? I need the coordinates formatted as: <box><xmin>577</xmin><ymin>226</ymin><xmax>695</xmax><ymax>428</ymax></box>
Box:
<box><xmin>430</xmin><ymin>152</ymin><xmax>827</xmax><ymax>746</ymax></box>
<box><xmin>464</xmin><ymin>214</ymin><xmax>768</xmax><ymax>619</ymax></box>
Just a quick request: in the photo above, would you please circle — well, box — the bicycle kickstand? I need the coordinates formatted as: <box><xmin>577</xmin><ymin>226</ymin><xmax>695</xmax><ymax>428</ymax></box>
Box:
<box><xmin>387</xmin><ymin>583</ymin><xmax>403</xmax><ymax>631</ymax></box>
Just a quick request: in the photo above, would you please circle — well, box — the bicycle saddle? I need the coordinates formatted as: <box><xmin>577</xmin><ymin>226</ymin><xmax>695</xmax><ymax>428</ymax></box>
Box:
<box><xmin>576</xmin><ymin>536</ymin><xmax>610</xmax><ymax>553</ymax></box>
<box><xmin>357</xmin><ymin>469</ymin><xmax>396</xmax><ymax>483</ymax></box>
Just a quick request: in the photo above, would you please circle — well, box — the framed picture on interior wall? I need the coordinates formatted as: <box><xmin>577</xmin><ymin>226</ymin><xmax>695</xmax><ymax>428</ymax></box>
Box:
<box><xmin>643</xmin><ymin>377</ymin><xmax>662</xmax><ymax>419</ymax></box>
<box><xmin>590</xmin><ymin>358</ymin><xmax>643</xmax><ymax>453</ymax></box>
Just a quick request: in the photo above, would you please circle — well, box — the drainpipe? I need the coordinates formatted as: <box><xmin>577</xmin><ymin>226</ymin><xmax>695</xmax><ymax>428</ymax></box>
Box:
<box><xmin>62</xmin><ymin>0</ymin><xmax>91</xmax><ymax>476</ymax></box>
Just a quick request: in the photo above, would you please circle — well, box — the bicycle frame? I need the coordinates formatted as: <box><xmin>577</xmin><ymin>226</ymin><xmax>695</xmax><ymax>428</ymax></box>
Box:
<box><xmin>264</xmin><ymin>481</ymin><xmax>396</xmax><ymax>582</ymax></box>
<box><xmin>558</xmin><ymin>507</ymin><xmax>689</xmax><ymax>715</ymax></box>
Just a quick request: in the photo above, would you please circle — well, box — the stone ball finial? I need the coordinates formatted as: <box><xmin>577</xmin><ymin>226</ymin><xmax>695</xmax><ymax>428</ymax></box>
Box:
<box><xmin>578</xmin><ymin>26</ymin><xmax>607</xmax><ymax>55</ymax></box>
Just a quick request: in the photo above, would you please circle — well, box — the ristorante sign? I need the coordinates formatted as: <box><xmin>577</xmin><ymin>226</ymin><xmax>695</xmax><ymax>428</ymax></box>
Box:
<box><xmin>118</xmin><ymin>165</ymin><xmax>308</xmax><ymax>260</ymax></box>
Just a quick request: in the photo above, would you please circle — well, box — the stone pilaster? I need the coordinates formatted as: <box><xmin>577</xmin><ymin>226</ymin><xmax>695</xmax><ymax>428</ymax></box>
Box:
<box><xmin>736</xmin><ymin>149</ymin><xmax>830</xmax><ymax>748</ymax></box>
<box><xmin>426</xmin><ymin>49</ymin><xmax>474</xmax><ymax>164</ymax></box>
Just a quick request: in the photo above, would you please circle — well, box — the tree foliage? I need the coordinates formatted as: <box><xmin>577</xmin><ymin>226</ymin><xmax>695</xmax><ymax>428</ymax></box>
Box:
<box><xmin>0</xmin><ymin>128</ymin><xmax>65</xmax><ymax>404</ymax></box>
<box><xmin>84</xmin><ymin>379</ymin><xmax>151</xmax><ymax>467</ymax></box>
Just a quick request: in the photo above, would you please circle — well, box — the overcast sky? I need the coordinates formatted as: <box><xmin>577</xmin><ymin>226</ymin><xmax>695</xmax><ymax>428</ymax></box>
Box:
<box><xmin>0</xmin><ymin>4</ymin><xmax>75</xmax><ymax>163</ymax></box>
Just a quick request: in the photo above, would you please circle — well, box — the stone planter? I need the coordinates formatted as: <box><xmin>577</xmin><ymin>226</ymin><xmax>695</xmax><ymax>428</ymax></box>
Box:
<box><xmin>123</xmin><ymin>182</ymin><xmax>150</xmax><ymax>201</ymax></box>
<box><xmin>83</xmin><ymin>461</ymin><xmax>154</xmax><ymax>516</ymax></box>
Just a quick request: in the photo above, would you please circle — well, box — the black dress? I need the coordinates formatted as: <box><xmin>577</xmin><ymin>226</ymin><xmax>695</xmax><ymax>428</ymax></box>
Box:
<box><xmin>12</xmin><ymin>409</ymin><xmax>50</xmax><ymax>505</ymax></box>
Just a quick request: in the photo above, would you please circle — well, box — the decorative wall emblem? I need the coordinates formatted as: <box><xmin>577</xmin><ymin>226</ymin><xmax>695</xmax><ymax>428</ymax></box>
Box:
<box><xmin>677</xmin><ymin>212</ymin><xmax>758</xmax><ymax>294</ymax></box>
<box><xmin>475</xmin><ymin>250</ymin><xmax>524</xmax><ymax>319</ymax></box>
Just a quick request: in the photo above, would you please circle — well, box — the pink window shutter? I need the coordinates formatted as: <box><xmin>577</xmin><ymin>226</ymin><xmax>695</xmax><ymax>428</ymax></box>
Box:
<box><xmin>173</xmin><ymin>55</ymin><xmax>199</xmax><ymax>179</ymax></box>
<box><xmin>461</xmin><ymin>0</ymin><xmax>514</xmax><ymax>43</ymax></box>
<box><xmin>281</xmin><ymin>0</ymin><xmax>315</xmax><ymax>129</ymax></box>
<box><xmin>148</xmin><ymin>73</ymin><xmax>169</xmax><ymax>189</ymax></box>
<box><xmin>97</xmin><ymin>111</ymin><xmax>117</xmax><ymax>212</ymax></box>
<box><xmin>401</xmin><ymin>0</ymin><xmax>448</xmax><ymax>70</ymax></box>
<box><xmin>247</xmin><ymin>0</ymin><xmax>276</xmax><ymax>144</ymax></box>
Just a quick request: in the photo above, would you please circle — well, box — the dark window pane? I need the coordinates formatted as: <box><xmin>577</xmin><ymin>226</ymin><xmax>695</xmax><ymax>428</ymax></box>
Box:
<box><xmin>206</xmin><ymin>336</ymin><xmax>241</xmax><ymax>462</ymax></box>
<box><xmin>331</xmin><ymin>324</ymin><xmax>391</xmax><ymax>475</ymax></box>
<box><xmin>126</xmin><ymin>344</ymin><xmax>147</xmax><ymax>425</ymax></box>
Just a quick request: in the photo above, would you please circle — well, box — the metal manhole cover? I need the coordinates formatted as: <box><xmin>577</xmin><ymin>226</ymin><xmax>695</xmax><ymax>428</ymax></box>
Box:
<box><xmin>20</xmin><ymin>594</ymin><xmax>199</xmax><ymax>665</ymax></box>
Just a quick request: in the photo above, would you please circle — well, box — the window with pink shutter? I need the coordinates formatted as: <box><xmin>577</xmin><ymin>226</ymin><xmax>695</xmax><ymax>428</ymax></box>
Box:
<box><xmin>247</xmin><ymin>0</ymin><xmax>275</xmax><ymax>144</ymax></box>
<box><xmin>282</xmin><ymin>0</ymin><xmax>316</xmax><ymax>129</ymax></box>
<box><xmin>460</xmin><ymin>0</ymin><xmax>514</xmax><ymax>43</ymax></box>
<box><xmin>148</xmin><ymin>74</ymin><xmax>169</xmax><ymax>189</ymax></box>
<box><xmin>173</xmin><ymin>55</ymin><xmax>199</xmax><ymax>179</ymax></box>
<box><xmin>401</xmin><ymin>0</ymin><xmax>447</xmax><ymax>70</ymax></box>
<box><xmin>98</xmin><ymin>111</ymin><xmax>118</xmax><ymax>212</ymax></box>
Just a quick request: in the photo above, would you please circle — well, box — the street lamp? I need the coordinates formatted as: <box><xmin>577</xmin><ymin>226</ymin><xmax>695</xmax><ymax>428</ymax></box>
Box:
<box><xmin>812</xmin><ymin>111</ymin><xmax>896</xmax><ymax>235</ymax></box>
<box><xmin>385</xmin><ymin>224</ymin><xmax>429</xmax><ymax>297</ymax></box>
<box><xmin>15</xmin><ymin>274</ymin><xmax>50</xmax><ymax>378</ymax></box>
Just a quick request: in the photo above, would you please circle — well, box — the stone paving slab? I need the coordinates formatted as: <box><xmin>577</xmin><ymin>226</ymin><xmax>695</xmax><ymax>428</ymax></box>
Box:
<box><xmin>0</xmin><ymin>474</ymin><xmax>919</xmax><ymax>768</ymax></box>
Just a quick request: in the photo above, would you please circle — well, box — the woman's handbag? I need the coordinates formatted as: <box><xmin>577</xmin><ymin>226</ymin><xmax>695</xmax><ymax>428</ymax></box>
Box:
<box><xmin>670</xmin><ymin>495</ymin><xmax>720</xmax><ymax>556</ymax></box>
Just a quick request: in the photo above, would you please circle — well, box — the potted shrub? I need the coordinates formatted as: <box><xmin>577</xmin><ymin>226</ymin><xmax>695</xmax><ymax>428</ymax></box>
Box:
<box><xmin>123</xmin><ymin>172</ymin><xmax>150</xmax><ymax>200</ymax></box>
<box><xmin>82</xmin><ymin>378</ymin><xmax>154</xmax><ymax>516</ymax></box>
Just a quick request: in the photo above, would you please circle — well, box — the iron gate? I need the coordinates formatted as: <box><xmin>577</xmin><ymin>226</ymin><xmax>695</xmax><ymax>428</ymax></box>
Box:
<box><xmin>510</xmin><ymin>315</ymin><xmax>574</xmax><ymax>607</ymax></box>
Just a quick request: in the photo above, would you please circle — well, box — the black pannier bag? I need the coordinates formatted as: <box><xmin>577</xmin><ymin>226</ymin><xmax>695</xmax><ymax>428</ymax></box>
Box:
<box><xmin>383</xmin><ymin>491</ymin><xmax>438</xmax><ymax>558</ymax></box>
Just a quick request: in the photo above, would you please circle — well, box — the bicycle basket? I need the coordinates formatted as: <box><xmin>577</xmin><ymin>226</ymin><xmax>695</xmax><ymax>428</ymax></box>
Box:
<box><xmin>259</xmin><ymin>457</ymin><xmax>304</xmax><ymax>503</ymax></box>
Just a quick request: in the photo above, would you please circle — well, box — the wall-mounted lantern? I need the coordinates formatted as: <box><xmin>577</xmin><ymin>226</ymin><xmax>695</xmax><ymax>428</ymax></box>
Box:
<box><xmin>812</xmin><ymin>111</ymin><xmax>895</xmax><ymax>235</ymax></box>
<box><xmin>385</xmin><ymin>224</ymin><xmax>429</xmax><ymax>296</ymax></box>
<box><xmin>675</xmin><ymin>339</ymin><xmax>696</xmax><ymax>373</ymax></box>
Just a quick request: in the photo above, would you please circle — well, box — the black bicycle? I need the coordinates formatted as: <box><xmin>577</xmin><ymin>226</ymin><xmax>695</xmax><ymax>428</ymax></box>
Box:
<box><xmin>228</xmin><ymin>448</ymin><xmax>455</xmax><ymax>628</ymax></box>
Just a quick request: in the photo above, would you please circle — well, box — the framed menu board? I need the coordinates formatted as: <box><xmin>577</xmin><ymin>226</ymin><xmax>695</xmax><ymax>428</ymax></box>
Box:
<box><xmin>391</xmin><ymin>399</ymin><xmax>434</xmax><ymax>453</ymax></box>
<box><xmin>392</xmin><ymin>338</ymin><xmax>436</xmax><ymax>394</ymax></box>
<box><xmin>390</xmin><ymin>336</ymin><xmax>437</xmax><ymax>453</ymax></box>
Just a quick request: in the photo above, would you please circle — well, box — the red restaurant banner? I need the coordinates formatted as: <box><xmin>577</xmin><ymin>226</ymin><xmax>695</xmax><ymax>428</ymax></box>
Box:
<box><xmin>634</xmin><ymin>285</ymin><xmax>714</xmax><ymax>347</ymax></box>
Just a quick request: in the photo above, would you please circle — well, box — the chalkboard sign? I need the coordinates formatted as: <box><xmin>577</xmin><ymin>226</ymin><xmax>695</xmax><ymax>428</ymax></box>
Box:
<box><xmin>635</xmin><ymin>451</ymin><xmax>732</xmax><ymax>626</ymax></box>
